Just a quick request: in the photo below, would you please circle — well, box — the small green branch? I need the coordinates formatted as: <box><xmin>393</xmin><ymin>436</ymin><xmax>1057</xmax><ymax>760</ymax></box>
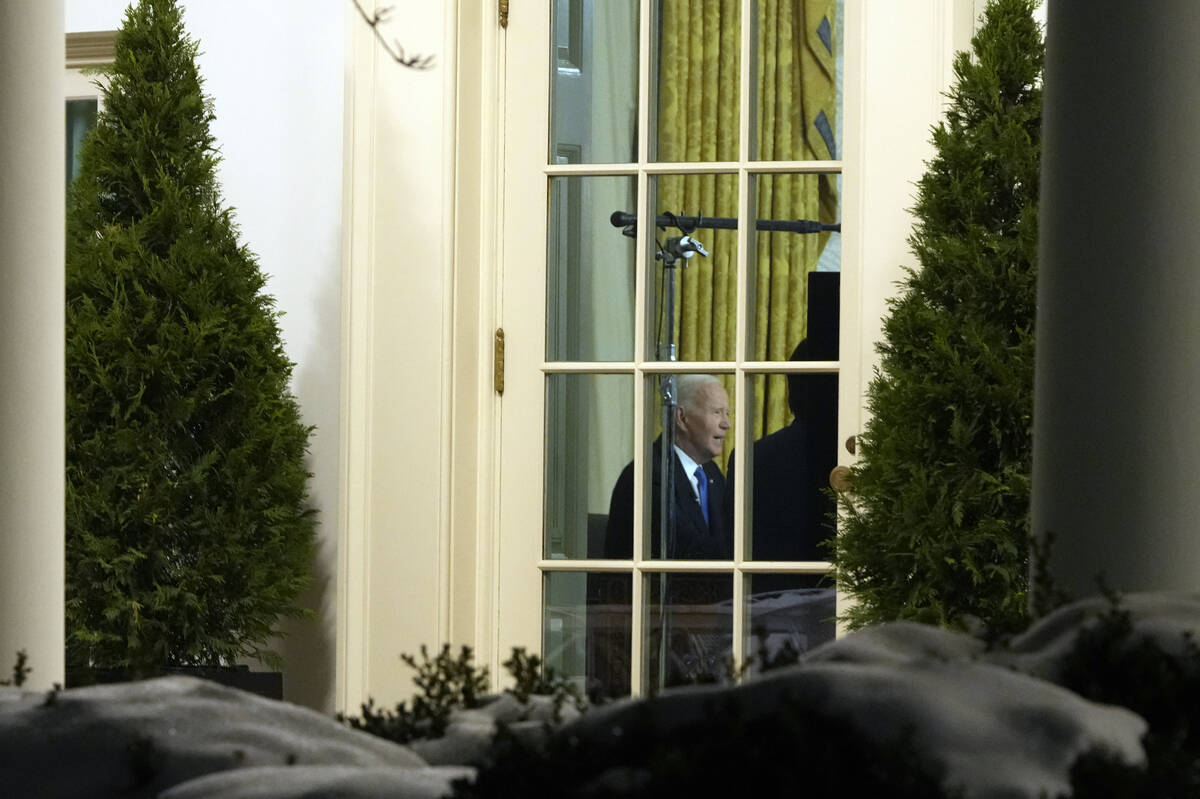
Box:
<box><xmin>0</xmin><ymin>650</ymin><xmax>30</xmax><ymax>687</ymax></box>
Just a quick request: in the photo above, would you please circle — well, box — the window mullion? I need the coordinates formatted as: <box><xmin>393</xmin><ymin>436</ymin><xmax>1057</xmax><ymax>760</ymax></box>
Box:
<box><xmin>626</xmin><ymin>0</ymin><xmax>655</xmax><ymax>699</ymax></box>
<box><xmin>630</xmin><ymin>171</ymin><xmax>649</xmax><ymax>698</ymax></box>
<box><xmin>727</xmin><ymin>0</ymin><xmax>756</xmax><ymax>682</ymax></box>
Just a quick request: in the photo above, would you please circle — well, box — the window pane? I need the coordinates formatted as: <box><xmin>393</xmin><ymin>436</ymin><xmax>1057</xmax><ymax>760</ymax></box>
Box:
<box><xmin>546</xmin><ymin>373</ymin><xmax>634</xmax><ymax>559</ymax></box>
<box><xmin>745</xmin><ymin>573</ymin><xmax>835</xmax><ymax>671</ymax></box>
<box><xmin>650</xmin><ymin>0</ymin><xmax>742</xmax><ymax>162</ymax></box>
<box><xmin>751</xmin><ymin>0</ymin><xmax>842</xmax><ymax>161</ymax></box>
<box><xmin>66</xmin><ymin>98</ymin><xmax>98</xmax><ymax>190</ymax></box>
<box><xmin>595</xmin><ymin>373</ymin><xmax>736</xmax><ymax>561</ymax></box>
<box><xmin>738</xmin><ymin>370</ymin><xmax>838</xmax><ymax>560</ymax></box>
<box><xmin>549</xmin><ymin>0</ymin><xmax>639</xmax><ymax>164</ymax></box>
<box><xmin>545</xmin><ymin>571</ymin><xmax>632</xmax><ymax>701</ymax></box>
<box><xmin>646</xmin><ymin>572</ymin><xmax>733</xmax><ymax>692</ymax></box>
<box><xmin>547</xmin><ymin>176</ymin><xmax>637</xmax><ymax>362</ymax></box>
<box><xmin>646</xmin><ymin>173</ymin><xmax>739</xmax><ymax>362</ymax></box>
<box><xmin>748</xmin><ymin>172</ymin><xmax>841</xmax><ymax>361</ymax></box>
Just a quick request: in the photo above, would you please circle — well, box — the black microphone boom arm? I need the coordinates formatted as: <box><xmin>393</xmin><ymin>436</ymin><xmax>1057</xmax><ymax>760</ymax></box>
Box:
<box><xmin>609</xmin><ymin>210</ymin><xmax>839</xmax><ymax>237</ymax></box>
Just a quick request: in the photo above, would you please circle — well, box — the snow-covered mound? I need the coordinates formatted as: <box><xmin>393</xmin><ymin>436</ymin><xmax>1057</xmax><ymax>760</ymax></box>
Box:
<box><xmin>0</xmin><ymin>676</ymin><xmax>426</xmax><ymax>798</ymax></box>
<box><xmin>991</xmin><ymin>592</ymin><xmax>1200</xmax><ymax>682</ymax></box>
<box><xmin>159</xmin><ymin>765</ymin><xmax>473</xmax><ymax>799</ymax></box>
<box><xmin>409</xmin><ymin>690</ymin><xmax>581</xmax><ymax>766</ymax></box>
<box><xmin>561</xmin><ymin>649</ymin><xmax>1145</xmax><ymax>799</ymax></box>
<box><xmin>802</xmin><ymin>618</ymin><xmax>985</xmax><ymax>665</ymax></box>
<box><xmin>9</xmin><ymin>592</ymin><xmax>1200</xmax><ymax>798</ymax></box>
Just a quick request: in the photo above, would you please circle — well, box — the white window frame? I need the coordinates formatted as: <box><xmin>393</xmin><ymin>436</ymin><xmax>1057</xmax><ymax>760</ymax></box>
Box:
<box><xmin>502</xmin><ymin>0</ymin><xmax>850</xmax><ymax>695</ymax></box>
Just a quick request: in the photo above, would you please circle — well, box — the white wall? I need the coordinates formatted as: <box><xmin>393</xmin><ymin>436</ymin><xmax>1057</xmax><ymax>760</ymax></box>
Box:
<box><xmin>842</xmin><ymin>0</ymin><xmax>976</xmax><ymax>440</ymax></box>
<box><xmin>66</xmin><ymin>0</ymin><xmax>345</xmax><ymax>712</ymax></box>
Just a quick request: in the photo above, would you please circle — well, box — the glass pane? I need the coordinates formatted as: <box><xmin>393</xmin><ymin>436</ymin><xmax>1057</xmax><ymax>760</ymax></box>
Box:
<box><xmin>736</xmin><ymin>370</ymin><xmax>838</xmax><ymax>560</ymax></box>
<box><xmin>645</xmin><ymin>572</ymin><xmax>733</xmax><ymax>692</ymax></box>
<box><xmin>650</xmin><ymin>0</ymin><xmax>742</xmax><ymax>162</ymax></box>
<box><xmin>751</xmin><ymin>0</ymin><xmax>842</xmax><ymax>161</ymax></box>
<box><xmin>646</xmin><ymin>174</ymin><xmax>739</xmax><ymax>362</ymax></box>
<box><xmin>631</xmin><ymin>372</ymin><xmax>735</xmax><ymax>560</ymax></box>
<box><xmin>545</xmin><ymin>373</ymin><xmax>634</xmax><ymax>559</ymax></box>
<box><xmin>748</xmin><ymin>172</ymin><xmax>841</xmax><ymax>361</ymax></box>
<box><xmin>547</xmin><ymin>176</ymin><xmax>637</xmax><ymax>362</ymax></box>
<box><xmin>66</xmin><ymin>98</ymin><xmax>98</xmax><ymax>190</ymax></box>
<box><xmin>745</xmin><ymin>573</ymin><xmax>836</xmax><ymax>672</ymax></box>
<box><xmin>545</xmin><ymin>571</ymin><xmax>632</xmax><ymax>702</ymax></box>
<box><xmin>549</xmin><ymin>0</ymin><xmax>639</xmax><ymax>164</ymax></box>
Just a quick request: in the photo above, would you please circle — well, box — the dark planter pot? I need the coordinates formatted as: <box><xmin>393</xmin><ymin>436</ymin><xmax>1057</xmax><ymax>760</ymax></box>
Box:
<box><xmin>65</xmin><ymin>665</ymin><xmax>283</xmax><ymax>701</ymax></box>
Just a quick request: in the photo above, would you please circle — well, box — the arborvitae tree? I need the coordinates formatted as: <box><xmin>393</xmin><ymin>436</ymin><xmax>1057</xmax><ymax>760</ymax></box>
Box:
<box><xmin>832</xmin><ymin>0</ymin><xmax>1043</xmax><ymax>635</ymax></box>
<box><xmin>65</xmin><ymin>0</ymin><xmax>315</xmax><ymax>670</ymax></box>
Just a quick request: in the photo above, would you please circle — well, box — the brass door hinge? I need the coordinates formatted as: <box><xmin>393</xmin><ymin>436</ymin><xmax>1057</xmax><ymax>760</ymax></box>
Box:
<box><xmin>494</xmin><ymin>328</ymin><xmax>505</xmax><ymax>395</ymax></box>
<box><xmin>499</xmin><ymin>0</ymin><xmax>509</xmax><ymax>29</ymax></box>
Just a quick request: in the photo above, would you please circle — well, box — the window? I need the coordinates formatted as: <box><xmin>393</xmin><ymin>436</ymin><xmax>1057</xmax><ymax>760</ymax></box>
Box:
<box><xmin>536</xmin><ymin>0</ymin><xmax>844</xmax><ymax>698</ymax></box>
<box><xmin>65</xmin><ymin>32</ymin><xmax>115</xmax><ymax>188</ymax></box>
<box><xmin>65</xmin><ymin>99</ymin><xmax>97</xmax><ymax>188</ymax></box>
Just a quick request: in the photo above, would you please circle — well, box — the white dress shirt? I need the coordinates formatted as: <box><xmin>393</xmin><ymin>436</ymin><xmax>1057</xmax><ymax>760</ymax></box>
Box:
<box><xmin>673</xmin><ymin>445</ymin><xmax>705</xmax><ymax>500</ymax></box>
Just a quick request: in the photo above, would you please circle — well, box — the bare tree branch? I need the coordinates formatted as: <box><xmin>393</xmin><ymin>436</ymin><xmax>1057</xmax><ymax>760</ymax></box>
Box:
<box><xmin>351</xmin><ymin>0</ymin><xmax>435</xmax><ymax>70</ymax></box>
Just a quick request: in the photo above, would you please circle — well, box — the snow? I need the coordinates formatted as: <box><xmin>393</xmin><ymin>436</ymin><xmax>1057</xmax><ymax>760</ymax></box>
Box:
<box><xmin>7</xmin><ymin>593</ymin><xmax>1199</xmax><ymax>797</ymax></box>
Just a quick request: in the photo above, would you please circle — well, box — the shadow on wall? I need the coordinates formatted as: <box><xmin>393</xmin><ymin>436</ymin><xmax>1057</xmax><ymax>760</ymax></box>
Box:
<box><xmin>271</xmin><ymin>220</ymin><xmax>343</xmax><ymax>714</ymax></box>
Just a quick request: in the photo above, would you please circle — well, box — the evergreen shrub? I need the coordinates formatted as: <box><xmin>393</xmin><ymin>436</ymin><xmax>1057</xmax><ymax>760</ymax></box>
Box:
<box><xmin>65</xmin><ymin>0</ymin><xmax>315</xmax><ymax>671</ymax></box>
<box><xmin>340</xmin><ymin>645</ymin><xmax>491</xmax><ymax>744</ymax></box>
<box><xmin>457</xmin><ymin>695</ymin><xmax>959</xmax><ymax>798</ymax></box>
<box><xmin>339</xmin><ymin>645</ymin><xmax>587</xmax><ymax>745</ymax></box>
<box><xmin>832</xmin><ymin>0</ymin><xmax>1043</xmax><ymax>635</ymax></box>
<box><xmin>0</xmin><ymin>652</ymin><xmax>30</xmax><ymax>687</ymax></box>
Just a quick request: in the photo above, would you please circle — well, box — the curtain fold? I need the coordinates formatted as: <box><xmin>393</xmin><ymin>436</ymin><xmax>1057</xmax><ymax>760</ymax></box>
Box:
<box><xmin>657</xmin><ymin>0</ymin><xmax>839</xmax><ymax>461</ymax></box>
<box><xmin>584</xmin><ymin>3</ymin><xmax>640</xmax><ymax>516</ymax></box>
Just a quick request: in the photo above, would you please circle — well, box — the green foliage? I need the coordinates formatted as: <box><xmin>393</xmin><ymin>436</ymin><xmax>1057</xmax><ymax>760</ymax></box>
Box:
<box><xmin>340</xmin><ymin>644</ymin><xmax>491</xmax><ymax>743</ymax></box>
<box><xmin>457</xmin><ymin>695</ymin><xmax>961</xmax><ymax>798</ymax></box>
<box><xmin>832</xmin><ymin>0</ymin><xmax>1043</xmax><ymax>636</ymax></box>
<box><xmin>502</xmin><ymin>647</ymin><xmax>585</xmax><ymax>720</ymax></box>
<box><xmin>501</xmin><ymin>647</ymin><xmax>552</xmax><ymax>702</ymax></box>
<box><xmin>1058</xmin><ymin>595</ymin><xmax>1200</xmax><ymax>797</ymax></box>
<box><xmin>0</xmin><ymin>651</ymin><xmax>30</xmax><ymax>687</ymax></box>
<box><xmin>1029</xmin><ymin>530</ymin><xmax>1072</xmax><ymax>618</ymax></box>
<box><xmin>341</xmin><ymin>644</ymin><xmax>598</xmax><ymax>745</ymax></box>
<box><xmin>64</xmin><ymin>0</ymin><xmax>315</xmax><ymax>670</ymax></box>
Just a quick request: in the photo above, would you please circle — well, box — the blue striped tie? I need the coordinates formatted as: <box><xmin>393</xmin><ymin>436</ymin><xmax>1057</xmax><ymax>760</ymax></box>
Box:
<box><xmin>694</xmin><ymin>465</ymin><xmax>709</xmax><ymax>525</ymax></box>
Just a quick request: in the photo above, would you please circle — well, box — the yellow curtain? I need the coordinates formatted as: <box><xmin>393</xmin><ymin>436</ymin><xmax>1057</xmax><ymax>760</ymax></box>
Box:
<box><xmin>657</xmin><ymin>0</ymin><xmax>839</xmax><ymax>464</ymax></box>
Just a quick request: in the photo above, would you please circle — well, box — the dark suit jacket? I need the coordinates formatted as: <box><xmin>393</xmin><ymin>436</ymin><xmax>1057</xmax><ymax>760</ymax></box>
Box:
<box><xmin>725</xmin><ymin>419</ymin><xmax>835</xmax><ymax>564</ymax></box>
<box><xmin>602</xmin><ymin>438</ymin><xmax>729</xmax><ymax>559</ymax></box>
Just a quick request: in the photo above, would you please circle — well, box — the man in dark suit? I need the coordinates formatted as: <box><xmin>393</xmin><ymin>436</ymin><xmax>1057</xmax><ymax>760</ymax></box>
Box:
<box><xmin>602</xmin><ymin>374</ymin><xmax>731</xmax><ymax>559</ymax></box>
<box><xmin>726</xmin><ymin>339</ymin><xmax>837</xmax><ymax>565</ymax></box>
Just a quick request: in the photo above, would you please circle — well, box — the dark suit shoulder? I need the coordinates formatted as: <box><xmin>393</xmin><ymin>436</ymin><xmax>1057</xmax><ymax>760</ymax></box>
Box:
<box><xmin>601</xmin><ymin>459</ymin><xmax>636</xmax><ymax>558</ymax></box>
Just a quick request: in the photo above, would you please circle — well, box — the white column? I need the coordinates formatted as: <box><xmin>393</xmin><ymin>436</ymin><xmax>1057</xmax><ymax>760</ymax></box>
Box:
<box><xmin>0</xmin><ymin>1</ymin><xmax>65</xmax><ymax>689</ymax></box>
<box><xmin>1033</xmin><ymin>2</ymin><xmax>1200</xmax><ymax>598</ymax></box>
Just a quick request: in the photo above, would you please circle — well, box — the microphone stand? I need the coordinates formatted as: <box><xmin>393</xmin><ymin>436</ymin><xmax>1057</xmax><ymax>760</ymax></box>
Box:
<box><xmin>654</xmin><ymin>232</ymin><xmax>708</xmax><ymax>691</ymax></box>
<box><xmin>618</xmin><ymin>207</ymin><xmax>825</xmax><ymax>691</ymax></box>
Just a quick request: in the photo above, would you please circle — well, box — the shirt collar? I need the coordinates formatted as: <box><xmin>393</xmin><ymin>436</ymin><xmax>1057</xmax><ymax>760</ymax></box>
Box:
<box><xmin>673</xmin><ymin>445</ymin><xmax>704</xmax><ymax>493</ymax></box>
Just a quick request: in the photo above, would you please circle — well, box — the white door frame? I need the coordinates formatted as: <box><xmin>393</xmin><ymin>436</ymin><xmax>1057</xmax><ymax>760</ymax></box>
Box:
<box><xmin>337</xmin><ymin>0</ymin><xmax>980</xmax><ymax>708</ymax></box>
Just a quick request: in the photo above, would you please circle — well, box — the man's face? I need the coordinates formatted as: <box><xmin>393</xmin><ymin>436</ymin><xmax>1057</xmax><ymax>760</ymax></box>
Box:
<box><xmin>675</xmin><ymin>382</ymin><xmax>731</xmax><ymax>462</ymax></box>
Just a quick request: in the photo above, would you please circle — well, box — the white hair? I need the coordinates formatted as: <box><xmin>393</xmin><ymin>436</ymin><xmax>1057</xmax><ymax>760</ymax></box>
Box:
<box><xmin>676</xmin><ymin>374</ymin><xmax>723</xmax><ymax>411</ymax></box>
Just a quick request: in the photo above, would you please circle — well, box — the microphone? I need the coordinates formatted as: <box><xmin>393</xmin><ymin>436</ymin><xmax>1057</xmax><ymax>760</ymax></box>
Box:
<box><xmin>664</xmin><ymin>235</ymin><xmax>708</xmax><ymax>260</ymax></box>
<box><xmin>610</xmin><ymin>210</ymin><xmax>635</xmax><ymax>228</ymax></box>
<box><xmin>674</xmin><ymin>235</ymin><xmax>709</xmax><ymax>257</ymax></box>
